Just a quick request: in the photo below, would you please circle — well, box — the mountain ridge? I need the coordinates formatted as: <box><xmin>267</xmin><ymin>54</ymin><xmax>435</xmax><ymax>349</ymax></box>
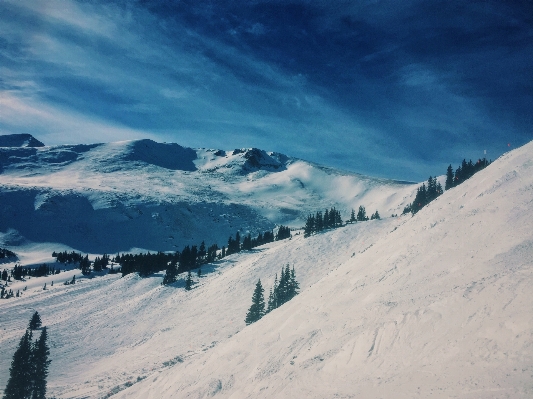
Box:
<box><xmin>0</xmin><ymin>138</ymin><xmax>418</xmax><ymax>254</ymax></box>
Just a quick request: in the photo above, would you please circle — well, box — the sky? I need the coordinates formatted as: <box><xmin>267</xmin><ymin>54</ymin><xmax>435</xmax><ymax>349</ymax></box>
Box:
<box><xmin>0</xmin><ymin>0</ymin><xmax>532</xmax><ymax>181</ymax></box>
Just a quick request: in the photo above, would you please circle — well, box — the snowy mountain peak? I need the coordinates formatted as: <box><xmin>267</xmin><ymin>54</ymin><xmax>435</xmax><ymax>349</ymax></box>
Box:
<box><xmin>0</xmin><ymin>134</ymin><xmax>45</xmax><ymax>148</ymax></box>
<box><xmin>0</xmin><ymin>138</ymin><xmax>417</xmax><ymax>254</ymax></box>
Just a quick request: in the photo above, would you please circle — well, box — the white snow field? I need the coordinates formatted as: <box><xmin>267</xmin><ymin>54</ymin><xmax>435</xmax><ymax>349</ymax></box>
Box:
<box><xmin>0</xmin><ymin>138</ymin><xmax>531</xmax><ymax>398</ymax></box>
<box><xmin>111</xmin><ymin>141</ymin><xmax>532</xmax><ymax>399</ymax></box>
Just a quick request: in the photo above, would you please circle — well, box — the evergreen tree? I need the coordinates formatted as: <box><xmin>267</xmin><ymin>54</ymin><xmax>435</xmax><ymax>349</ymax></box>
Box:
<box><xmin>185</xmin><ymin>271</ymin><xmax>193</xmax><ymax>291</ymax></box>
<box><xmin>334</xmin><ymin>209</ymin><xmax>342</xmax><ymax>227</ymax></box>
<box><xmin>304</xmin><ymin>214</ymin><xmax>315</xmax><ymax>237</ymax></box>
<box><xmin>3</xmin><ymin>329</ymin><xmax>33</xmax><ymax>399</ymax></box>
<box><xmin>324</xmin><ymin>209</ymin><xmax>330</xmax><ymax>228</ymax></box>
<box><xmin>370</xmin><ymin>210</ymin><xmax>380</xmax><ymax>220</ymax></box>
<box><xmin>31</xmin><ymin>327</ymin><xmax>50</xmax><ymax>399</ymax></box>
<box><xmin>445</xmin><ymin>164</ymin><xmax>454</xmax><ymax>190</ymax></box>
<box><xmin>162</xmin><ymin>259</ymin><xmax>178</xmax><ymax>285</ymax></box>
<box><xmin>411</xmin><ymin>183</ymin><xmax>427</xmax><ymax>214</ymax></box>
<box><xmin>79</xmin><ymin>255</ymin><xmax>90</xmax><ymax>275</ymax></box>
<box><xmin>315</xmin><ymin>211</ymin><xmax>323</xmax><ymax>232</ymax></box>
<box><xmin>245</xmin><ymin>279</ymin><xmax>265</xmax><ymax>325</ymax></box>
<box><xmin>288</xmin><ymin>266</ymin><xmax>300</xmax><ymax>300</ymax></box>
<box><xmin>28</xmin><ymin>312</ymin><xmax>42</xmax><ymax>330</ymax></box>
<box><xmin>349</xmin><ymin>209</ymin><xmax>356</xmax><ymax>223</ymax></box>
<box><xmin>356</xmin><ymin>206</ymin><xmax>368</xmax><ymax>221</ymax></box>
<box><xmin>198</xmin><ymin>241</ymin><xmax>206</xmax><ymax>264</ymax></box>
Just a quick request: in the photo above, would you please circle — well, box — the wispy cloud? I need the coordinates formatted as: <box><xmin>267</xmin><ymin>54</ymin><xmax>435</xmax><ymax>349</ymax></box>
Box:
<box><xmin>0</xmin><ymin>0</ymin><xmax>531</xmax><ymax>180</ymax></box>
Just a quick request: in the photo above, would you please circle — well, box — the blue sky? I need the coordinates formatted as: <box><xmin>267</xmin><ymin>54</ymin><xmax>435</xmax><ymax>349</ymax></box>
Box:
<box><xmin>1</xmin><ymin>0</ymin><xmax>531</xmax><ymax>181</ymax></box>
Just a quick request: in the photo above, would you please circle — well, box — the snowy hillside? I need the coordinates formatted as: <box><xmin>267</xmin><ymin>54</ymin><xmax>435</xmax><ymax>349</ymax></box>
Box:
<box><xmin>0</xmin><ymin>140</ymin><xmax>531</xmax><ymax>398</ymax></box>
<box><xmin>0</xmin><ymin>137</ymin><xmax>416</xmax><ymax>255</ymax></box>
<box><xmin>109</xmin><ymin>139</ymin><xmax>531</xmax><ymax>399</ymax></box>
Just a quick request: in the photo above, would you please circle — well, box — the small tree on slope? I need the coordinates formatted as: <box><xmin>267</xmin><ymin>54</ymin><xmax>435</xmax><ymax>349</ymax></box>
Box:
<box><xmin>245</xmin><ymin>280</ymin><xmax>265</xmax><ymax>325</ymax></box>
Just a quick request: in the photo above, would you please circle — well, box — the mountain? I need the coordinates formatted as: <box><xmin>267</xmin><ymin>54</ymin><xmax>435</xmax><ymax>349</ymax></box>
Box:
<box><xmin>0</xmin><ymin>140</ymin><xmax>531</xmax><ymax>398</ymax></box>
<box><xmin>0</xmin><ymin>138</ymin><xmax>416</xmax><ymax>254</ymax></box>
<box><xmin>0</xmin><ymin>133</ymin><xmax>45</xmax><ymax>148</ymax></box>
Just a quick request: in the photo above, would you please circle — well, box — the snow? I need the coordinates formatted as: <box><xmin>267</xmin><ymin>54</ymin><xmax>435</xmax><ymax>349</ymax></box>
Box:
<box><xmin>0</xmin><ymin>139</ymin><xmax>531</xmax><ymax>398</ymax></box>
<box><xmin>0</xmin><ymin>139</ymin><xmax>417</xmax><ymax>254</ymax></box>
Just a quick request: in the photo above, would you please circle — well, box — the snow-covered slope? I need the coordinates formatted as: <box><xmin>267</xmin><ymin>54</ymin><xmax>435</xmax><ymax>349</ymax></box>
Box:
<box><xmin>0</xmin><ymin>140</ymin><xmax>532</xmax><ymax>398</ymax></box>
<box><xmin>110</xmin><ymin>141</ymin><xmax>533</xmax><ymax>398</ymax></box>
<box><xmin>0</xmin><ymin>139</ymin><xmax>416</xmax><ymax>254</ymax></box>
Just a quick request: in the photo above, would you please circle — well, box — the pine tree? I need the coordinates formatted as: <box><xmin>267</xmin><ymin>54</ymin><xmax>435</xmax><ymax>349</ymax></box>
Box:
<box><xmin>445</xmin><ymin>164</ymin><xmax>454</xmax><ymax>190</ymax></box>
<box><xmin>28</xmin><ymin>311</ymin><xmax>42</xmax><ymax>330</ymax></box>
<box><xmin>357</xmin><ymin>206</ymin><xmax>368</xmax><ymax>221</ymax></box>
<box><xmin>185</xmin><ymin>271</ymin><xmax>193</xmax><ymax>291</ymax></box>
<box><xmin>349</xmin><ymin>209</ymin><xmax>356</xmax><ymax>223</ymax></box>
<box><xmin>80</xmin><ymin>255</ymin><xmax>90</xmax><ymax>275</ymax></box>
<box><xmin>288</xmin><ymin>266</ymin><xmax>299</xmax><ymax>300</ymax></box>
<box><xmin>245</xmin><ymin>279</ymin><xmax>265</xmax><ymax>325</ymax></box>
<box><xmin>162</xmin><ymin>259</ymin><xmax>178</xmax><ymax>285</ymax></box>
<box><xmin>3</xmin><ymin>329</ymin><xmax>34</xmax><ymax>399</ymax></box>
<box><xmin>315</xmin><ymin>211</ymin><xmax>323</xmax><ymax>232</ymax></box>
<box><xmin>304</xmin><ymin>214</ymin><xmax>315</xmax><ymax>237</ymax></box>
<box><xmin>31</xmin><ymin>327</ymin><xmax>50</xmax><ymax>399</ymax></box>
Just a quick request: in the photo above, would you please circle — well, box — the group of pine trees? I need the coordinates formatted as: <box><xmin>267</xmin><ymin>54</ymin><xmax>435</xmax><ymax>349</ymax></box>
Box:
<box><xmin>403</xmin><ymin>158</ymin><xmax>491</xmax><ymax>216</ymax></box>
<box><xmin>348</xmin><ymin>205</ymin><xmax>380</xmax><ymax>223</ymax></box>
<box><xmin>403</xmin><ymin>176</ymin><xmax>443</xmax><ymax>215</ymax></box>
<box><xmin>5</xmin><ymin>264</ymin><xmax>60</xmax><ymax>281</ymax></box>
<box><xmin>445</xmin><ymin>158</ymin><xmax>490</xmax><ymax>189</ymax></box>
<box><xmin>162</xmin><ymin>227</ymin><xmax>290</xmax><ymax>287</ymax></box>
<box><xmin>52</xmin><ymin>251</ymin><xmax>83</xmax><ymax>264</ymax></box>
<box><xmin>227</xmin><ymin>228</ymin><xmax>283</xmax><ymax>255</ymax></box>
<box><xmin>245</xmin><ymin>265</ymin><xmax>300</xmax><ymax>325</ymax></box>
<box><xmin>3</xmin><ymin>311</ymin><xmax>50</xmax><ymax>399</ymax></box>
<box><xmin>304</xmin><ymin>206</ymin><xmax>381</xmax><ymax>237</ymax></box>
<box><xmin>304</xmin><ymin>207</ymin><xmax>343</xmax><ymax>237</ymax></box>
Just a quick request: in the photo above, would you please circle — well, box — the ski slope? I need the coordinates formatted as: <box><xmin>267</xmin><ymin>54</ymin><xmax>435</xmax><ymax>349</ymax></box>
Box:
<box><xmin>111</xmin><ymin>140</ymin><xmax>533</xmax><ymax>398</ymax></box>
<box><xmin>0</xmin><ymin>139</ymin><xmax>531</xmax><ymax>398</ymax></box>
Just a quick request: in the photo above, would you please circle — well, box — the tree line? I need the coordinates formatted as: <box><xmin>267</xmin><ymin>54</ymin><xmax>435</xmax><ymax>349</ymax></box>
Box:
<box><xmin>7</xmin><ymin>264</ymin><xmax>61</xmax><ymax>281</ymax></box>
<box><xmin>403</xmin><ymin>158</ymin><xmax>491</xmax><ymax>216</ymax></box>
<box><xmin>162</xmin><ymin>227</ymin><xmax>291</xmax><ymax>286</ymax></box>
<box><xmin>304</xmin><ymin>206</ymin><xmax>381</xmax><ymax>238</ymax></box>
<box><xmin>245</xmin><ymin>265</ymin><xmax>300</xmax><ymax>325</ymax></box>
<box><xmin>3</xmin><ymin>311</ymin><xmax>50</xmax><ymax>399</ymax></box>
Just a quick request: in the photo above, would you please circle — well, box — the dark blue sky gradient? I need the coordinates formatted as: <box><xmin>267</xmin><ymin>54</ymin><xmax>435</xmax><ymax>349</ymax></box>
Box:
<box><xmin>0</xmin><ymin>0</ymin><xmax>531</xmax><ymax>180</ymax></box>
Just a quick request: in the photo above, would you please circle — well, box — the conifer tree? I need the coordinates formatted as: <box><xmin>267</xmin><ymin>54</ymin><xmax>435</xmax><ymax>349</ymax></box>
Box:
<box><xmin>315</xmin><ymin>211</ymin><xmax>323</xmax><ymax>232</ymax></box>
<box><xmin>266</xmin><ymin>287</ymin><xmax>275</xmax><ymax>313</ymax></box>
<box><xmin>304</xmin><ymin>214</ymin><xmax>315</xmax><ymax>237</ymax></box>
<box><xmin>357</xmin><ymin>206</ymin><xmax>368</xmax><ymax>221</ymax></box>
<box><xmin>185</xmin><ymin>271</ymin><xmax>193</xmax><ymax>290</ymax></box>
<box><xmin>162</xmin><ymin>259</ymin><xmax>178</xmax><ymax>285</ymax></box>
<box><xmin>288</xmin><ymin>266</ymin><xmax>300</xmax><ymax>300</ymax></box>
<box><xmin>31</xmin><ymin>327</ymin><xmax>50</xmax><ymax>399</ymax></box>
<box><xmin>245</xmin><ymin>279</ymin><xmax>265</xmax><ymax>325</ymax></box>
<box><xmin>3</xmin><ymin>329</ymin><xmax>33</xmax><ymax>399</ymax></box>
<box><xmin>349</xmin><ymin>209</ymin><xmax>356</xmax><ymax>223</ymax></box>
<box><xmin>445</xmin><ymin>164</ymin><xmax>454</xmax><ymax>190</ymax></box>
<box><xmin>28</xmin><ymin>311</ymin><xmax>42</xmax><ymax>330</ymax></box>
